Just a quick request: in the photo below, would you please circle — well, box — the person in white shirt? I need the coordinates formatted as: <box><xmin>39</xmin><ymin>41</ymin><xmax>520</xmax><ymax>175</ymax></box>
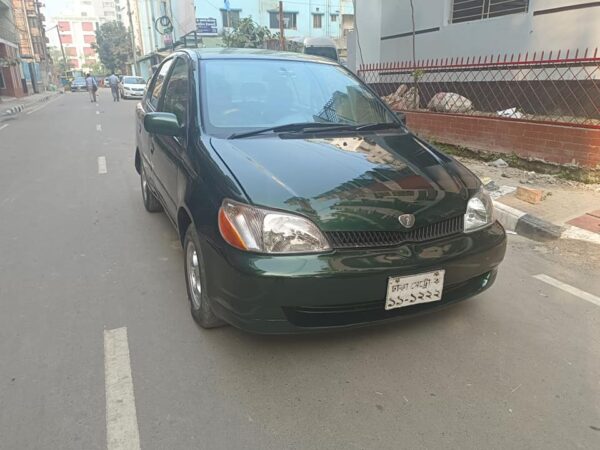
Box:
<box><xmin>107</xmin><ymin>72</ymin><xmax>120</xmax><ymax>102</ymax></box>
<box><xmin>85</xmin><ymin>73</ymin><xmax>98</xmax><ymax>103</ymax></box>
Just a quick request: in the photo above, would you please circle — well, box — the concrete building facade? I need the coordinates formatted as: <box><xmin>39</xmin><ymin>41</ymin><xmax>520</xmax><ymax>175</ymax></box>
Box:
<box><xmin>133</xmin><ymin>0</ymin><xmax>196</xmax><ymax>79</ymax></box>
<box><xmin>12</xmin><ymin>0</ymin><xmax>50</xmax><ymax>93</ymax></box>
<box><xmin>0</xmin><ymin>0</ymin><xmax>26</xmax><ymax>97</ymax></box>
<box><xmin>351</xmin><ymin>0</ymin><xmax>600</xmax><ymax>71</ymax></box>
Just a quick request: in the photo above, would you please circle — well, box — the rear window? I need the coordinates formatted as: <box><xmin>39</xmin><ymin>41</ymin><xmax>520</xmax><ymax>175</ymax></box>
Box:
<box><xmin>304</xmin><ymin>46</ymin><xmax>338</xmax><ymax>61</ymax></box>
<box><xmin>123</xmin><ymin>77</ymin><xmax>146</xmax><ymax>84</ymax></box>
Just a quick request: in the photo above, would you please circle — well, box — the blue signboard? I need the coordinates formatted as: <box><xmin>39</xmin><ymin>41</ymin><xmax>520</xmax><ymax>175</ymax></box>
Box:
<box><xmin>196</xmin><ymin>18</ymin><xmax>218</xmax><ymax>35</ymax></box>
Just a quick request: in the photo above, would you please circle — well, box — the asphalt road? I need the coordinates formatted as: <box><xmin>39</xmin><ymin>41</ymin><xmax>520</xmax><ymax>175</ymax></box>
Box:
<box><xmin>1</xmin><ymin>92</ymin><xmax>599</xmax><ymax>450</ymax></box>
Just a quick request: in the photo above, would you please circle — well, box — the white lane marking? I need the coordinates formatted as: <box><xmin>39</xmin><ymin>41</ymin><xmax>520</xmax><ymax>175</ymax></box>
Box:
<box><xmin>96</xmin><ymin>110</ymin><xmax>100</xmax><ymax>115</ymax></box>
<box><xmin>104</xmin><ymin>327</ymin><xmax>141</xmax><ymax>450</ymax></box>
<box><xmin>98</xmin><ymin>156</ymin><xmax>107</xmax><ymax>174</ymax></box>
<box><xmin>26</xmin><ymin>96</ymin><xmax>59</xmax><ymax>115</ymax></box>
<box><xmin>96</xmin><ymin>124</ymin><xmax>102</xmax><ymax>131</ymax></box>
<box><xmin>0</xmin><ymin>124</ymin><xmax>8</xmax><ymax>131</ymax></box>
<box><xmin>534</xmin><ymin>274</ymin><xmax>600</xmax><ymax>307</ymax></box>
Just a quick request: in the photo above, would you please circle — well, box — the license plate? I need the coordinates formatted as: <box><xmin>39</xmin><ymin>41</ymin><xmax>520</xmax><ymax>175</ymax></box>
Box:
<box><xmin>385</xmin><ymin>270</ymin><xmax>445</xmax><ymax>310</ymax></box>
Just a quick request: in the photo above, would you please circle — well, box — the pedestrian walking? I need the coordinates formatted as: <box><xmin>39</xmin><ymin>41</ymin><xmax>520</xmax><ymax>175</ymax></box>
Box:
<box><xmin>85</xmin><ymin>73</ymin><xmax>98</xmax><ymax>103</ymax></box>
<box><xmin>107</xmin><ymin>72</ymin><xmax>120</xmax><ymax>102</ymax></box>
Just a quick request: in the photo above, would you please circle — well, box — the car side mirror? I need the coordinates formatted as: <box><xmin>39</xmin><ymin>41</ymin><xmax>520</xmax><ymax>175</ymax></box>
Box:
<box><xmin>144</xmin><ymin>112</ymin><xmax>182</xmax><ymax>137</ymax></box>
<box><xmin>395</xmin><ymin>111</ymin><xmax>407</xmax><ymax>126</ymax></box>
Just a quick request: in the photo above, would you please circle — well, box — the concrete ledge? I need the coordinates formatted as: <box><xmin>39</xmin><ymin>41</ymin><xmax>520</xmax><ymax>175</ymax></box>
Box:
<box><xmin>494</xmin><ymin>201</ymin><xmax>563</xmax><ymax>241</ymax></box>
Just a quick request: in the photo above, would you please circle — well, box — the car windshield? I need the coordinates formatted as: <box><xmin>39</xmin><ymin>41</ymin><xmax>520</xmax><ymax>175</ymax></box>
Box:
<box><xmin>304</xmin><ymin>46</ymin><xmax>338</xmax><ymax>61</ymax></box>
<box><xmin>123</xmin><ymin>76</ymin><xmax>145</xmax><ymax>84</ymax></box>
<box><xmin>200</xmin><ymin>59</ymin><xmax>396</xmax><ymax>138</ymax></box>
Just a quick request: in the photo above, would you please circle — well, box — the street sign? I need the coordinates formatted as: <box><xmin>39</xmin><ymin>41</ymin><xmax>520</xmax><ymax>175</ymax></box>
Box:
<box><xmin>196</xmin><ymin>18</ymin><xmax>218</xmax><ymax>35</ymax></box>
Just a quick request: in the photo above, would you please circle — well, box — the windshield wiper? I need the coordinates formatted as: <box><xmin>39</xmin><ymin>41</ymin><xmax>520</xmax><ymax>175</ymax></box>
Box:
<box><xmin>228</xmin><ymin>122</ymin><xmax>402</xmax><ymax>139</ymax></box>
<box><xmin>228</xmin><ymin>122</ymin><xmax>349</xmax><ymax>139</ymax></box>
<box><xmin>353</xmin><ymin>122</ymin><xmax>402</xmax><ymax>131</ymax></box>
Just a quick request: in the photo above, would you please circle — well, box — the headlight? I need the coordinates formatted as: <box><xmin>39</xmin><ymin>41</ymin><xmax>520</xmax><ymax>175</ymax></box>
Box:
<box><xmin>464</xmin><ymin>189</ymin><xmax>494</xmax><ymax>233</ymax></box>
<box><xmin>218</xmin><ymin>199</ymin><xmax>331</xmax><ymax>254</ymax></box>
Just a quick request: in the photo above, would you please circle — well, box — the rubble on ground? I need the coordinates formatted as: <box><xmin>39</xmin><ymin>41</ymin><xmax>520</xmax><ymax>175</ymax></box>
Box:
<box><xmin>381</xmin><ymin>85</ymin><xmax>419</xmax><ymax>110</ymax></box>
<box><xmin>427</xmin><ymin>92</ymin><xmax>473</xmax><ymax>113</ymax></box>
<box><xmin>455</xmin><ymin>155</ymin><xmax>600</xmax><ymax>192</ymax></box>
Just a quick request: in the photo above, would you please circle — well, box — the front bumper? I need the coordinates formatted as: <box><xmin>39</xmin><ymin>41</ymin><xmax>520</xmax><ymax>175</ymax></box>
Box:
<box><xmin>202</xmin><ymin>221</ymin><xmax>507</xmax><ymax>333</ymax></box>
<box><xmin>123</xmin><ymin>90</ymin><xmax>144</xmax><ymax>97</ymax></box>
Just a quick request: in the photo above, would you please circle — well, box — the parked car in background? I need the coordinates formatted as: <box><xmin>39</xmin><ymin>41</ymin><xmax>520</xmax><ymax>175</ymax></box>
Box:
<box><xmin>70</xmin><ymin>77</ymin><xmax>87</xmax><ymax>92</ymax></box>
<box><xmin>134</xmin><ymin>49</ymin><xmax>506</xmax><ymax>333</ymax></box>
<box><xmin>302</xmin><ymin>37</ymin><xmax>339</xmax><ymax>61</ymax></box>
<box><xmin>120</xmin><ymin>76</ymin><xmax>146</xmax><ymax>99</ymax></box>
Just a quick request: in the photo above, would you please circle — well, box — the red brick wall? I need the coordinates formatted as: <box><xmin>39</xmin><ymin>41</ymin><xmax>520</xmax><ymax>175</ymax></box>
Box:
<box><xmin>405</xmin><ymin>112</ymin><xmax>600</xmax><ymax>169</ymax></box>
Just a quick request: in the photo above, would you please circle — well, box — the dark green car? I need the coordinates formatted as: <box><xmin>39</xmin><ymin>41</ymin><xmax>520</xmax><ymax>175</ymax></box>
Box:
<box><xmin>135</xmin><ymin>48</ymin><xmax>506</xmax><ymax>333</ymax></box>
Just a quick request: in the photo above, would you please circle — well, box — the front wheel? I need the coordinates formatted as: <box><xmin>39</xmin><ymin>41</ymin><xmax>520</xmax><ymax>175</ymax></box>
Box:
<box><xmin>140</xmin><ymin>164</ymin><xmax>162</xmax><ymax>212</ymax></box>
<box><xmin>184</xmin><ymin>227</ymin><xmax>225</xmax><ymax>329</ymax></box>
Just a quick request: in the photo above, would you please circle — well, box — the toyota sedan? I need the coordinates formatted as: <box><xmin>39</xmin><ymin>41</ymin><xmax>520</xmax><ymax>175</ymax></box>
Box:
<box><xmin>134</xmin><ymin>49</ymin><xmax>506</xmax><ymax>333</ymax></box>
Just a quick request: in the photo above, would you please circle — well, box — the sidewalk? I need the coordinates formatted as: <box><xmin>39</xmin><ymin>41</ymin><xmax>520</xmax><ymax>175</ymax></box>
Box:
<box><xmin>1</xmin><ymin>91</ymin><xmax>60</xmax><ymax>117</ymax></box>
<box><xmin>458</xmin><ymin>156</ymin><xmax>600</xmax><ymax>244</ymax></box>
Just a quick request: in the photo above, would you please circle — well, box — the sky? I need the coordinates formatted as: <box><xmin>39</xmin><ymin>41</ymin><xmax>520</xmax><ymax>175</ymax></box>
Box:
<box><xmin>45</xmin><ymin>0</ymin><xmax>71</xmax><ymax>19</ymax></box>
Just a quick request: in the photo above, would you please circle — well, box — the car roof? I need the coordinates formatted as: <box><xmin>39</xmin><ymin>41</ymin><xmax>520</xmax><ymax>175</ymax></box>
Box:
<box><xmin>177</xmin><ymin>48</ymin><xmax>337</xmax><ymax>64</ymax></box>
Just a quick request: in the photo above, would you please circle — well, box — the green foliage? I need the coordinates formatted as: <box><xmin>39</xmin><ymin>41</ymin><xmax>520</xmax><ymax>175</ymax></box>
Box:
<box><xmin>48</xmin><ymin>47</ymin><xmax>70</xmax><ymax>75</ymax></box>
<box><xmin>412</xmin><ymin>68</ymin><xmax>425</xmax><ymax>81</ymax></box>
<box><xmin>271</xmin><ymin>34</ymin><xmax>303</xmax><ymax>53</ymax></box>
<box><xmin>222</xmin><ymin>17</ymin><xmax>273</xmax><ymax>48</ymax></box>
<box><xmin>87</xmin><ymin>61</ymin><xmax>108</xmax><ymax>76</ymax></box>
<box><xmin>92</xmin><ymin>21</ymin><xmax>132</xmax><ymax>72</ymax></box>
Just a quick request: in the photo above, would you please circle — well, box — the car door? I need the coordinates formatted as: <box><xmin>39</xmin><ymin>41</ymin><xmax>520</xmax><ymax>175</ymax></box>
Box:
<box><xmin>137</xmin><ymin>57</ymin><xmax>174</xmax><ymax>205</ymax></box>
<box><xmin>152</xmin><ymin>56</ymin><xmax>191</xmax><ymax>220</ymax></box>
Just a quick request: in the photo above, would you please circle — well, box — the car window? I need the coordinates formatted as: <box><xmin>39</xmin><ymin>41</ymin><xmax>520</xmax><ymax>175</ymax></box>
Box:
<box><xmin>201</xmin><ymin>59</ymin><xmax>395</xmax><ymax>137</ymax></box>
<box><xmin>160</xmin><ymin>58</ymin><xmax>189</xmax><ymax>127</ymax></box>
<box><xmin>148</xmin><ymin>59</ymin><xmax>174</xmax><ymax>109</ymax></box>
<box><xmin>123</xmin><ymin>77</ymin><xmax>146</xmax><ymax>84</ymax></box>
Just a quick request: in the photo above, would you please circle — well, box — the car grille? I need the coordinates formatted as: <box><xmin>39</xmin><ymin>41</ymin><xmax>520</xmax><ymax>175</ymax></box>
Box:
<box><xmin>326</xmin><ymin>215</ymin><xmax>464</xmax><ymax>249</ymax></box>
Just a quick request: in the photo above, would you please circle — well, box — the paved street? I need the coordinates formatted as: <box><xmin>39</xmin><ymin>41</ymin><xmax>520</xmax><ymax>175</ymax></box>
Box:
<box><xmin>1</xmin><ymin>92</ymin><xmax>599</xmax><ymax>450</ymax></box>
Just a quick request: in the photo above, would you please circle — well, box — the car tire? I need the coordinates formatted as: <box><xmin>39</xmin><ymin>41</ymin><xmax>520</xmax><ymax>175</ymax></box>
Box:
<box><xmin>140</xmin><ymin>164</ymin><xmax>162</xmax><ymax>212</ymax></box>
<box><xmin>184</xmin><ymin>226</ymin><xmax>225</xmax><ymax>329</ymax></box>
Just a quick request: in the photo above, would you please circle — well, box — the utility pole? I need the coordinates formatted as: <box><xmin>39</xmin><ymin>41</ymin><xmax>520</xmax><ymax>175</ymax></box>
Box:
<box><xmin>48</xmin><ymin>25</ymin><xmax>67</xmax><ymax>74</ymax></box>
<box><xmin>278</xmin><ymin>1</ymin><xmax>286</xmax><ymax>51</ymax></box>
<box><xmin>126</xmin><ymin>0</ymin><xmax>138</xmax><ymax>75</ymax></box>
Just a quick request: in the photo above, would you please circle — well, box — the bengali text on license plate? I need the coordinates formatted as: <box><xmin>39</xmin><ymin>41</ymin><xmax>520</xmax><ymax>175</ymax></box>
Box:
<box><xmin>385</xmin><ymin>270</ymin><xmax>445</xmax><ymax>310</ymax></box>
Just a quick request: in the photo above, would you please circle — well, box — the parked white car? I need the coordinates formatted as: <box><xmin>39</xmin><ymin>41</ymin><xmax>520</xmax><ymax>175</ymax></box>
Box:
<box><xmin>119</xmin><ymin>76</ymin><xmax>146</xmax><ymax>99</ymax></box>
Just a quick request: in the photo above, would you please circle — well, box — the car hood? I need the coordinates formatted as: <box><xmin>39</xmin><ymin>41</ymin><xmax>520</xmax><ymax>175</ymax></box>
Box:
<box><xmin>210</xmin><ymin>132</ymin><xmax>480</xmax><ymax>231</ymax></box>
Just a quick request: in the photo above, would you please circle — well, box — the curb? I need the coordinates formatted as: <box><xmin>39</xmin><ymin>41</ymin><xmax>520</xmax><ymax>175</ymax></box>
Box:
<box><xmin>2</xmin><ymin>93</ymin><xmax>56</xmax><ymax>117</ymax></box>
<box><xmin>493</xmin><ymin>201</ymin><xmax>564</xmax><ymax>242</ymax></box>
<box><xmin>3</xmin><ymin>104</ymin><xmax>25</xmax><ymax>116</ymax></box>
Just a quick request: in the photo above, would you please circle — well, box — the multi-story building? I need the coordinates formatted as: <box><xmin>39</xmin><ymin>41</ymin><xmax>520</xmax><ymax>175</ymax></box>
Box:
<box><xmin>12</xmin><ymin>0</ymin><xmax>50</xmax><ymax>93</ymax></box>
<box><xmin>194</xmin><ymin>0</ymin><xmax>355</xmax><ymax>50</ymax></box>
<box><xmin>351</xmin><ymin>0</ymin><xmax>600</xmax><ymax>70</ymax></box>
<box><xmin>47</xmin><ymin>0</ymin><xmax>130</xmax><ymax>73</ymax></box>
<box><xmin>91</xmin><ymin>0</ymin><xmax>125</xmax><ymax>24</ymax></box>
<box><xmin>49</xmin><ymin>13</ymin><xmax>100</xmax><ymax>71</ymax></box>
<box><xmin>1</xmin><ymin>0</ymin><xmax>25</xmax><ymax>97</ymax></box>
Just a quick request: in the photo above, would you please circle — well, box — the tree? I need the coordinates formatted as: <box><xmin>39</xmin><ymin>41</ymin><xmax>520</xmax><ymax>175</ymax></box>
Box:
<box><xmin>93</xmin><ymin>21</ymin><xmax>132</xmax><ymax>73</ymax></box>
<box><xmin>222</xmin><ymin>17</ymin><xmax>273</xmax><ymax>49</ymax></box>
<box><xmin>48</xmin><ymin>47</ymin><xmax>70</xmax><ymax>76</ymax></box>
<box><xmin>87</xmin><ymin>61</ymin><xmax>108</xmax><ymax>76</ymax></box>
